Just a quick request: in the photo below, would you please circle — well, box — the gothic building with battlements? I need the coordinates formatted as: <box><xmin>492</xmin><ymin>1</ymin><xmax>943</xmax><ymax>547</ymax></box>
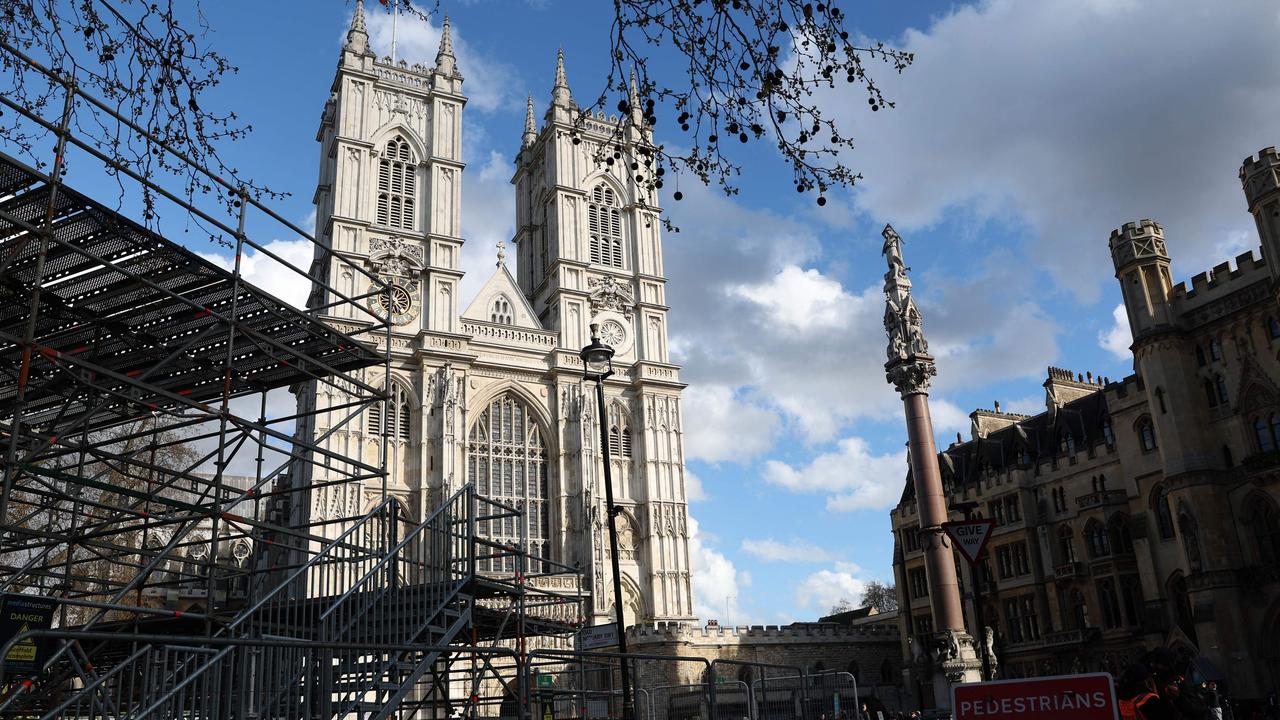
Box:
<box><xmin>891</xmin><ymin>147</ymin><xmax>1280</xmax><ymax>707</ymax></box>
<box><xmin>292</xmin><ymin>2</ymin><xmax>695</xmax><ymax>630</ymax></box>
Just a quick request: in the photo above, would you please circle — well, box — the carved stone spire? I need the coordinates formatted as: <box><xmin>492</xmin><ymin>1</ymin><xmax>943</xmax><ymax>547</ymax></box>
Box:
<box><xmin>345</xmin><ymin>0</ymin><xmax>370</xmax><ymax>55</ymax></box>
<box><xmin>628</xmin><ymin>67</ymin><xmax>643</xmax><ymax>125</ymax></box>
<box><xmin>435</xmin><ymin>15</ymin><xmax>456</xmax><ymax>76</ymax></box>
<box><xmin>882</xmin><ymin>224</ymin><xmax>936</xmax><ymax>396</ymax></box>
<box><xmin>522</xmin><ymin>95</ymin><xmax>537</xmax><ymax>148</ymax></box>
<box><xmin>552</xmin><ymin>48</ymin><xmax>573</xmax><ymax>110</ymax></box>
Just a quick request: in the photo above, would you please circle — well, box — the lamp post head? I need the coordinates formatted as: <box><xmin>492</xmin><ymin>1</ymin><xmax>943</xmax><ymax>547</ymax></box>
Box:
<box><xmin>580</xmin><ymin>322</ymin><xmax>615</xmax><ymax>380</ymax></box>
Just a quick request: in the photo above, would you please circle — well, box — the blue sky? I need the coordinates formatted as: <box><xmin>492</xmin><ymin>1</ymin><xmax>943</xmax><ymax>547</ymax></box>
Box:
<box><xmin>17</xmin><ymin>0</ymin><xmax>1280</xmax><ymax>625</ymax></box>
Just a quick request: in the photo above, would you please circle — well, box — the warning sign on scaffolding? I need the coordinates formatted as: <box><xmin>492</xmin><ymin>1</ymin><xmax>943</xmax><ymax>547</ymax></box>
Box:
<box><xmin>0</xmin><ymin>593</ymin><xmax>57</xmax><ymax>676</ymax></box>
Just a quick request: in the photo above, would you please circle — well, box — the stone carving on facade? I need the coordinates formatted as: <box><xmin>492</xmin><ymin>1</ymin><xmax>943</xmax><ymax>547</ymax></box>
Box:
<box><xmin>369</xmin><ymin>236</ymin><xmax>426</xmax><ymax>277</ymax></box>
<box><xmin>587</xmin><ymin>275</ymin><xmax>635</xmax><ymax>319</ymax></box>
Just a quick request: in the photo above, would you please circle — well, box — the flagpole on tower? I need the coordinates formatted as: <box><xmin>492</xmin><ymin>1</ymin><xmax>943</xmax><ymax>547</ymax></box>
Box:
<box><xmin>390</xmin><ymin>0</ymin><xmax>399</xmax><ymax>64</ymax></box>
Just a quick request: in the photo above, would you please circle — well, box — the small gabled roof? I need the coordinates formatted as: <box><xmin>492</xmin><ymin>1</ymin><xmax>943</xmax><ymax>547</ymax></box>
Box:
<box><xmin>461</xmin><ymin>262</ymin><xmax>543</xmax><ymax>330</ymax></box>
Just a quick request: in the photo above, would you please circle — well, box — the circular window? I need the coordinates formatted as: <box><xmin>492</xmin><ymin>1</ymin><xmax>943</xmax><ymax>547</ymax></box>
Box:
<box><xmin>599</xmin><ymin>320</ymin><xmax>626</xmax><ymax>347</ymax></box>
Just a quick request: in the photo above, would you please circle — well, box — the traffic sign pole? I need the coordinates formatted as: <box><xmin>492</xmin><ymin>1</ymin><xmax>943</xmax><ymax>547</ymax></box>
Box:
<box><xmin>943</xmin><ymin>509</ymin><xmax>996</xmax><ymax>681</ymax></box>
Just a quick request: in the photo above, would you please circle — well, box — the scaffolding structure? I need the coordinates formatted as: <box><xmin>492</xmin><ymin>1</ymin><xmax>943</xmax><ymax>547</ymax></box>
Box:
<box><xmin>0</xmin><ymin>39</ymin><xmax>585</xmax><ymax>719</ymax></box>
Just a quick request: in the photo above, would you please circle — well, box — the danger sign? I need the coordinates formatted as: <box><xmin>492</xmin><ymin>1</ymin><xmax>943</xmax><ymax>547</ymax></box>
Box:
<box><xmin>942</xmin><ymin>519</ymin><xmax>996</xmax><ymax>565</ymax></box>
<box><xmin>0</xmin><ymin>593</ymin><xmax>57</xmax><ymax>677</ymax></box>
<box><xmin>952</xmin><ymin>673</ymin><xmax>1119</xmax><ymax>720</ymax></box>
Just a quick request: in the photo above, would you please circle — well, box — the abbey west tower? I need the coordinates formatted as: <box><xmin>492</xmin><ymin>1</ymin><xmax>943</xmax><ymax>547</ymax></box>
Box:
<box><xmin>297</xmin><ymin>2</ymin><xmax>696</xmax><ymax>626</ymax></box>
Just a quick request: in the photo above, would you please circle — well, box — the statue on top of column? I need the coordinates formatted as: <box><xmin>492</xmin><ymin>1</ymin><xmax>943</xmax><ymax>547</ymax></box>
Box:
<box><xmin>882</xmin><ymin>224</ymin><xmax>929</xmax><ymax>362</ymax></box>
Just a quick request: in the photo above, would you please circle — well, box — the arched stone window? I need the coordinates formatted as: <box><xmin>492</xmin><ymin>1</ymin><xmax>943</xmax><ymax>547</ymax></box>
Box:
<box><xmin>607</xmin><ymin>402</ymin><xmax>633</xmax><ymax>459</ymax></box>
<box><xmin>1138</xmin><ymin>418</ymin><xmax>1157</xmax><ymax>451</ymax></box>
<box><xmin>1152</xmin><ymin>485</ymin><xmax>1175</xmax><ymax>540</ymax></box>
<box><xmin>1085</xmin><ymin>519</ymin><xmax>1111</xmax><ymax>558</ymax></box>
<box><xmin>1209</xmin><ymin>338</ymin><xmax>1223</xmax><ymax>361</ymax></box>
<box><xmin>1256</xmin><ymin>417</ymin><xmax>1274</xmax><ymax>453</ymax></box>
<box><xmin>377</xmin><ymin>135</ymin><xmax>416</xmax><ymax>230</ymax></box>
<box><xmin>368</xmin><ymin>381</ymin><xmax>412</xmax><ymax>441</ymax></box>
<box><xmin>1205</xmin><ymin>379</ymin><xmax>1218</xmax><ymax>408</ymax></box>
<box><xmin>588</xmin><ymin>184</ymin><xmax>624</xmax><ymax>268</ymax></box>
<box><xmin>1195</xmin><ymin>345</ymin><xmax>1206</xmax><ymax>367</ymax></box>
<box><xmin>467</xmin><ymin>394</ymin><xmax>550</xmax><ymax>572</ymax></box>
<box><xmin>1269</xmin><ymin>317</ymin><xmax>1280</xmax><ymax>340</ymax></box>
<box><xmin>1058</xmin><ymin>525</ymin><xmax>1076</xmax><ymax>564</ymax></box>
<box><xmin>1101</xmin><ymin>417</ymin><xmax>1115</xmax><ymax>447</ymax></box>
<box><xmin>1108</xmin><ymin>515</ymin><xmax>1134</xmax><ymax>555</ymax></box>
<box><xmin>1215</xmin><ymin>375</ymin><xmax>1229</xmax><ymax>405</ymax></box>
<box><xmin>1178</xmin><ymin>507</ymin><xmax>1202</xmax><ymax>573</ymax></box>
<box><xmin>1247</xmin><ymin>496</ymin><xmax>1280</xmax><ymax>565</ymax></box>
<box><xmin>1271</xmin><ymin>414</ymin><xmax>1280</xmax><ymax>452</ymax></box>
<box><xmin>490</xmin><ymin>295</ymin><xmax>514</xmax><ymax>325</ymax></box>
<box><xmin>1069</xmin><ymin>589</ymin><xmax>1089</xmax><ymax>630</ymax></box>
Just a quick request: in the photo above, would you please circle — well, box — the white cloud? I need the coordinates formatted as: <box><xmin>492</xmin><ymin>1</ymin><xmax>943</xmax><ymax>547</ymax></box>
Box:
<box><xmin>199</xmin><ymin>238</ymin><xmax>314</xmax><ymax>310</ymax></box>
<box><xmin>681</xmin><ymin>385</ymin><xmax>779</xmax><ymax>463</ymax></box>
<box><xmin>458</xmin><ymin>149</ymin><xmax>517</xmax><ymax>306</ymax></box>
<box><xmin>685</xmin><ymin>469</ymin><xmax>708</xmax><ymax>503</ymax></box>
<box><xmin>794</xmin><ymin>562</ymin><xmax>870</xmax><ymax>615</ymax></box>
<box><xmin>1099</xmin><ymin>304</ymin><xmax>1132</xmax><ymax>360</ymax></box>
<box><xmin>763</xmin><ymin>436</ymin><xmax>906</xmax><ymax>512</ymax></box>
<box><xmin>740</xmin><ymin>537</ymin><xmax>834</xmax><ymax>564</ymax></box>
<box><xmin>728</xmin><ymin>266</ymin><xmax>855</xmax><ymax>332</ymax></box>
<box><xmin>363</xmin><ymin>11</ymin><xmax>520</xmax><ymax>113</ymax></box>
<box><xmin>833</xmin><ymin>0</ymin><xmax>1280</xmax><ymax>299</ymax></box>
<box><xmin>688</xmin><ymin>515</ymin><xmax>751</xmax><ymax>624</ymax></box>
<box><xmin>665</xmin><ymin>183</ymin><xmax>1060</xmax><ymax>447</ymax></box>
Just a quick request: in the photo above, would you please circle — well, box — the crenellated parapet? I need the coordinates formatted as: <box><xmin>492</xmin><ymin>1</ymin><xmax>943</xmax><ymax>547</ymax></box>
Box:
<box><xmin>626</xmin><ymin>621</ymin><xmax>901</xmax><ymax>644</ymax></box>
<box><xmin>1108</xmin><ymin>219</ymin><xmax>1168</xmax><ymax>272</ymax></box>
<box><xmin>1240</xmin><ymin>146</ymin><xmax>1280</xmax><ymax>209</ymax></box>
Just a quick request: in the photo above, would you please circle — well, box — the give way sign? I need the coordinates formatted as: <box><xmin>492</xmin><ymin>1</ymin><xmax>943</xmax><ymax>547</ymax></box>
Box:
<box><xmin>942</xmin><ymin>519</ymin><xmax>996</xmax><ymax>565</ymax></box>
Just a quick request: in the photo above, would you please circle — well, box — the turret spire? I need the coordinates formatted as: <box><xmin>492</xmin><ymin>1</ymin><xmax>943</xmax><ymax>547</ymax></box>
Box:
<box><xmin>436</xmin><ymin>15</ymin><xmax>456</xmax><ymax>76</ymax></box>
<box><xmin>628</xmin><ymin>66</ymin><xmax>643</xmax><ymax>125</ymax></box>
<box><xmin>345</xmin><ymin>0</ymin><xmax>369</xmax><ymax>55</ymax></box>
<box><xmin>551</xmin><ymin>48</ymin><xmax>573</xmax><ymax>109</ymax></box>
<box><xmin>522</xmin><ymin>95</ymin><xmax>537</xmax><ymax>148</ymax></box>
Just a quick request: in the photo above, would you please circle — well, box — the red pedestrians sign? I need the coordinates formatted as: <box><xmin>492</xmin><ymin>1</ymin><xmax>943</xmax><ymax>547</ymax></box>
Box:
<box><xmin>941</xmin><ymin>519</ymin><xmax>996</xmax><ymax>565</ymax></box>
<box><xmin>952</xmin><ymin>673</ymin><xmax>1119</xmax><ymax>720</ymax></box>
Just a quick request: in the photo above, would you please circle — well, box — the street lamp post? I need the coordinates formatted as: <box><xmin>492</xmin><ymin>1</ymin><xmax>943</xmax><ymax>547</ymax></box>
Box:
<box><xmin>580</xmin><ymin>323</ymin><xmax>633</xmax><ymax>720</ymax></box>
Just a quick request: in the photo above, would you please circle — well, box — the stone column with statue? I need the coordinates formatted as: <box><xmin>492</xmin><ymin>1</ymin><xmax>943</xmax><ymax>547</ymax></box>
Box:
<box><xmin>881</xmin><ymin>224</ymin><xmax>985</xmax><ymax>701</ymax></box>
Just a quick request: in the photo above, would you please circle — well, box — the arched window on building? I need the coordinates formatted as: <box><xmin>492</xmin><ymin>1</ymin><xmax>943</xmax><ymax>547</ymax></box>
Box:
<box><xmin>1205</xmin><ymin>379</ymin><xmax>1218</xmax><ymax>408</ymax></box>
<box><xmin>368</xmin><ymin>381</ymin><xmax>412</xmax><ymax>441</ymax></box>
<box><xmin>1209</xmin><ymin>338</ymin><xmax>1223</xmax><ymax>361</ymax></box>
<box><xmin>490</xmin><ymin>295</ymin><xmax>513</xmax><ymax>325</ymax></box>
<box><xmin>1195</xmin><ymin>345</ymin><xmax>1206</xmax><ymax>367</ymax></box>
<box><xmin>1178</xmin><ymin>508</ymin><xmax>1203</xmax><ymax>574</ymax></box>
<box><xmin>1152</xmin><ymin>485</ymin><xmax>1175</xmax><ymax>540</ymax></box>
<box><xmin>1102</xmin><ymin>417</ymin><xmax>1115</xmax><ymax>447</ymax></box>
<box><xmin>1256</xmin><ymin>417</ymin><xmax>1274</xmax><ymax>453</ymax></box>
<box><xmin>1120</xmin><ymin>575</ymin><xmax>1144</xmax><ymax>627</ymax></box>
<box><xmin>1215</xmin><ymin>375</ymin><xmax>1229</xmax><ymax>406</ymax></box>
<box><xmin>1085</xmin><ymin>519</ymin><xmax>1111</xmax><ymax>558</ymax></box>
<box><xmin>1247</xmin><ymin>496</ymin><xmax>1280</xmax><ymax>565</ymax></box>
<box><xmin>467</xmin><ymin>394</ymin><xmax>551</xmax><ymax>572</ymax></box>
<box><xmin>607</xmin><ymin>402</ymin><xmax>633</xmax><ymax>459</ymax></box>
<box><xmin>1108</xmin><ymin>515</ymin><xmax>1134</xmax><ymax>555</ymax></box>
<box><xmin>1058</xmin><ymin>525</ymin><xmax>1076</xmax><ymax>564</ymax></box>
<box><xmin>1269</xmin><ymin>317</ymin><xmax>1280</xmax><ymax>340</ymax></box>
<box><xmin>1271</xmin><ymin>414</ymin><xmax>1280</xmax><ymax>452</ymax></box>
<box><xmin>587</xmin><ymin>184</ymin><xmax>624</xmax><ymax>268</ymax></box>
<box><xmin>1138</xmin><ymin>419</ymin><xmax>1157</xmax><ymax>451</ymax></box>
<box><xmin>377</xmin><ymin>135</ymin><xmax>416</xmax><ymax>230</ymax></box>
<box><xmin>1069</xmin><ymin>589</ymin><xmax>1089</xmax><ymax>630</ymax></box>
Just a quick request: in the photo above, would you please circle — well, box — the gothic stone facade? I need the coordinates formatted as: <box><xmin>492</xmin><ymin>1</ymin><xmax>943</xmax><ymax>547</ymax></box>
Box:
<box><xmin>891</xmin><ymin>148</ymin><xmax>1280</xmax><ymax>706</ymax></box>
<box><xmin>293</xmin><ymin>9</ymin><xmax>695</xmax><ymax>629</ymax></box>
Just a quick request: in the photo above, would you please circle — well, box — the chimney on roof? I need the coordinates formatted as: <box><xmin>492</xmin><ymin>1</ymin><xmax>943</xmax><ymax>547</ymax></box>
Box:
<box><xmin>1044</xmin><ymin>366</ymin><xmax>1101</xmax><ymax>411</ymax></box>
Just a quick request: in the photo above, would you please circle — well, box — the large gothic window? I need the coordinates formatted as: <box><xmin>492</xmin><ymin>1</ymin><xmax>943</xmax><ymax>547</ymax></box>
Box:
<box><xmin>377</xmin><ymin>136</ymin><xmax>416</xmax><ymax>230</ymax></box>
<box><xmin>1152</xmin><ymin>485</ymin><xmax>1175</xmax><ymax>540</ymax></box>
<box><xmin>368</xmin><ymin>381</ymin><xmax>412</xmax><ymax>441</ymax></box>
<box><xmin>1247</xmin><ymin>497</ymin><xmax>1280</xmax><ymax>565</ymax></box>
<box><xmin>588</xmin><ymin>184</ymin><xmax>624</xmax><ymax>268</ymax></box>
<box><xmin>490</xmin><ymin>296</ymin><xmax>513</xmax><ymax>325</ymax></box>
<box><xmin>466</xmin><ymin>394</ymin><xmax>550</xmax><ymax>572</ymax></box>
